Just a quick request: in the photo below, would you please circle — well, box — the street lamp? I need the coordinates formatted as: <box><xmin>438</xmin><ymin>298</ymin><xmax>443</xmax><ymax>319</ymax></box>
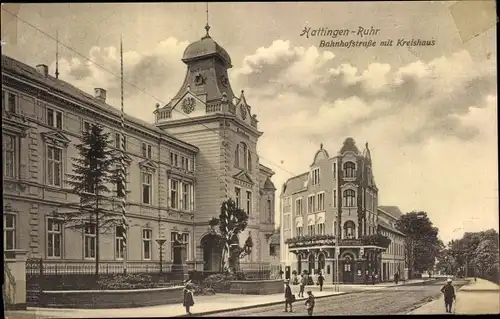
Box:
<box><xmin>156</xmin><ymin>238</ymin><xmax>167</xmax><ymax>273</ymax></box>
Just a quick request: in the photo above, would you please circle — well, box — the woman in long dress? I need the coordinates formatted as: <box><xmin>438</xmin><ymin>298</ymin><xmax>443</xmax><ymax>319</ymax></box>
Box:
<box><xmin>183</xmin><ymin>280</ymin><xmax>195</xmax><ymax>315</ymax></box>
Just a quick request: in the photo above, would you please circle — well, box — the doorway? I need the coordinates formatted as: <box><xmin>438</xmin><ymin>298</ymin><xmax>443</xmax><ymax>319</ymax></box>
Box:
<box><xmin>308</xmin><ymin>254</ymin><xmax>315</xmax><ymax>275</ymax></box>
<box><xmin>343</xmin><ymin>256</ymin><xmax>354</xmax><ymax>283</ymax></box>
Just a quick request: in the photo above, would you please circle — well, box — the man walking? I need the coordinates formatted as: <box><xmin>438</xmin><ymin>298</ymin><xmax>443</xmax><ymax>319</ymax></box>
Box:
<box><xmin>284</xmin><ymin>279</ymin><xmax>295</xmax><ymax>312</ymax></box>
<box><xmin>299</xmin><ymin>271</ymin><xmax>307</xmax><ymax>297</ymax></box>
<box><xmin>440</xmin><ymin>278</ymin><xmax>456</xmax><ymax>313</ymax></box>
<box><xmin>317</xmin><ymin>272</ymin><xmax>325</xmax><ymax>292</ymax></box>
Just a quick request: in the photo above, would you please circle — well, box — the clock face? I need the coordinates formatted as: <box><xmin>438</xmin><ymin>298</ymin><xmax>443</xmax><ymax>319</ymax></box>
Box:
<box><xmin>220</xmin><ymin>75</ymin><xmax>229</xmax><ymax>87</ymax></box>
<box><xmin>240</xmin><ymin>105</ymin><xmax>247</xmax><ymax>120</ymax></box>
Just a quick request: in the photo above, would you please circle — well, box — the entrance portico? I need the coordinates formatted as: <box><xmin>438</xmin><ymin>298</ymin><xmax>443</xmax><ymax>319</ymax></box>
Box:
<box><xmin>289</xmin><ymin>242</ymin><xmax>385</xmax><ymax>284</ymax></box>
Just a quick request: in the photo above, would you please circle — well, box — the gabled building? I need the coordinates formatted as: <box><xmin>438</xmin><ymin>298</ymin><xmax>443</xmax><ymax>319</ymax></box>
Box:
<box><xmin>378</xmin><ymin>206</ymin><xmax>406</xmax><ymax>281</ymax></box>
<box><xmin>153</xmin><ymin>25</ymin><xmax>276</xmax><ymax>271</ymax></box>
<box><xmin>280</xmin><ymin>138</ymin><xmax>391</xmax><ymax>284</ymax></box>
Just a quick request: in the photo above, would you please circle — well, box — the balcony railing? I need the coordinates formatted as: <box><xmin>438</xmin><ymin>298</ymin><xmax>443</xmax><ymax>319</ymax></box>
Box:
<box><xmin>285</xmin><ymin>233</ymin><xmax>391</xmax><ymax>249</ymax></box>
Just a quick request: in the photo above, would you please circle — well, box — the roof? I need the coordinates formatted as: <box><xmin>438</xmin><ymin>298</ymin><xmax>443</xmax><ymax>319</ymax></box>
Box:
<box><xmin>340</xmin><ymin>137</ymin><xmax>360</xmax><ymax>154</ymax></box>
<box><xmin>1</xmin><ymin>55</ymin><xmax>199</xmax><ymax>153</ymax></box>
<box><xmin>378</xmin><ymin>206</ymin><xmax>403</xmax><ymax>219</ymax></box>
<box><xmin>182</xmin><ymin>35</ymin><xmax>232</xmax><ymax>66</ymax></box>
<box><xmin>378</xmin><ymin>219</ymin><xmax>406</xmax><ymax>236</ymax></box>
<box><xmin>282</xmin><ymin>172</ymin><xmax>309</xmax><ymax>195</ymax></box>
<box><xmin>263</xmin><ymin>177</ymin><xmax>276</xmax><ymax>190</ymax></box>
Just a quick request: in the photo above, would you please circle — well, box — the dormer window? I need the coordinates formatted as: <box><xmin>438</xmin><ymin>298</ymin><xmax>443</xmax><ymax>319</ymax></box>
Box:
<box><xmin>311</xmin><ymin>168</ymin><xmax>320</xmax><ymax>185</ymax></box>
<box><xmin>47</xmin><ymin>107</ymin><xmax>63</xmax><ymax>130</ymax></box>
<box><xmin>235</xmin><ymin>142</ymin><xmax>251</xmax><ymax>171</ymax></box>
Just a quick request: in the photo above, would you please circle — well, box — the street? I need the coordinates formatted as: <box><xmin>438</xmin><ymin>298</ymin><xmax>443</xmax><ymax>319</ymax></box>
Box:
<box><xmin>203</xmin><ymin>280</ymin><xmax>469</xmax><ymax>316</ymax></box>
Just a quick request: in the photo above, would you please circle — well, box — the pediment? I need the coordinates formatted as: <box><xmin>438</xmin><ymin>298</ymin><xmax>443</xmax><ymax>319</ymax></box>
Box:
<box><xmin>2</xmin><ymin>115</ymin><xmax>31</xmax><ymax>138</ymax></box>
<box><xmin>233</xmin><ymin>170</ymin><xmax>254</xmax><ymax>185</ymax></box>
<box><xmin>172</xmin><ymin>91</ymin><xmax>206</xmax><ymax>115</ymax></box>
<box><xmin>139</xmin><ymin>159</ymin><xmax>157</xmax><ymax>172</ymax></box>
<box><xmin>341</xmin><ymin>182</ymin><xmax>357</xmax><ymax>190</ymax></box>
<box><xmin>41</xmin><ymin>131</ymin><xmax>71</xmax><ymax>147</ymax></box>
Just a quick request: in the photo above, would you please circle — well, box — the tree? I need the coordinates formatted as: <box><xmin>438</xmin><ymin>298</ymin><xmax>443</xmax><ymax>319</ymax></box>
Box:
<box><xmin>396</xmin><ymin>211</ymin><xmax>442</xmax><ymax>278</ymax></box>
<box><xmin>209</xmin><ymin>198</ymin><xmax>253</xmax><ymax>273</ymax></box>
<box><xmin>52</xmin><ymin>124</ymin><xmax>121</xmax><ymax>276</ymax></box>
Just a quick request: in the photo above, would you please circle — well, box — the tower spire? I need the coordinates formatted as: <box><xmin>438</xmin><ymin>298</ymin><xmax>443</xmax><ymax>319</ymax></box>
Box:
<box><xmin>204</xmin><ymin>2</ymin><xmax>211</xmax><ymax>38</ymax></box>
<box><xmin>55</xmin><ymin>30</ymin><xmax>60</xmax><ymax>79</ymax></box>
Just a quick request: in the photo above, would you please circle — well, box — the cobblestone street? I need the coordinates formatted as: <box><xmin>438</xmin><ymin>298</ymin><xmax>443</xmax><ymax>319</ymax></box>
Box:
<box><xmin>203</xmin><ymin>280</ymin><xmax>469</xmax><ymax>316</ymax></box>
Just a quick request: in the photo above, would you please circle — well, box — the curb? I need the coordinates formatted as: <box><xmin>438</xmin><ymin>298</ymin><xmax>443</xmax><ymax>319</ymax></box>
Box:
<box><xmin>174</xmin><ymin>292</ymin><xmax>350</xmax><ymax>317</ymax></box>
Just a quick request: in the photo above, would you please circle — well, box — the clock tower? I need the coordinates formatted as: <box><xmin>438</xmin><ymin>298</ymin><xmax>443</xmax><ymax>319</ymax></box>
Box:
<box><xmin>154</xmin><ymin>25</ymin><xmax>276</xmax><ymax>272</ymax></box>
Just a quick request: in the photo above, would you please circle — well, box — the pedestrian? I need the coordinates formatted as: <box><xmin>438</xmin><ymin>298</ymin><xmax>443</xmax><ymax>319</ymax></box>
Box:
<box><xmin>394</xmin><ymin>272</ymin><xmax>400</xmax><ymax>285</ymax></box>
<box><xmin>317</xmin><ymin>272</ymin><xmax>324</xmax><ymax>292</ymax></box>
<box><xmin>440</xmin><ymin>278</ymin><xmax>456</xmax><ymax>313</ymax></box>
<box><xmin>284</xmin><ymin>279</ymin><xmax>295</xmax><ymax>312</ymax></box>
<box><xmin>183</xmin><ymin>280</ymin><xmax>195</xmax><ymax>315</ymax></box>
<box><xmin>299</xmin><ymin>271</ymin><xmax>307</xmax><ymax>297</ymax></box>
<box><xmin>305</xmin><ymin>290</ymin><xmax>315</xmax><ymax>316</ymax></box>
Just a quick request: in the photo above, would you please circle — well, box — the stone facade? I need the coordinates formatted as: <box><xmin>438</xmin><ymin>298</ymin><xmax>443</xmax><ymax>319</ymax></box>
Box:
<box><xmin>2</xmin><ymin>55</ymin><xmax>199</xmax><ymax>268</ymax></box>
<box><xmin>280</xmin><ymin>138</ymin><xmax>402</xmax><ymax>284</ymax></box>
<box><xmin>154</xmin><ymin>29</ymin><xmax>276</xmax><ymax>271</ymax></box>
<box><xmin>378</xmin><ymin>206</ymin><xmax>406</xmax><ymax>281</ymax></box>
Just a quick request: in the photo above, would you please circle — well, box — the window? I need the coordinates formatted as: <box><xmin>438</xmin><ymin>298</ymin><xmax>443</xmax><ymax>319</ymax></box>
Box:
<box><xmin>270</xmin><ymin>245</ymin><xmax>276</xmax><ymax>256</ymax></box>
<box><xmin>84</xmin><ymin>223</ymin><xmax>96</xmax><ymax>259</ymax></box>
<box><xmin>343</xmin><ymin>161</ymin><xmax>356</xmax><ymax>178</ymax></box>
<box><xmin>295</xmin><ymin>198</ymin><xmax>303</xmax><ymax>215</ymax></box>
<box><xmin>142</xmin><ymin>229</ymin><xmax>152</xmax><ymax>260</ymax></box>
<box><xmin>283</xmin><ymin>214</ymin><xmax>291</xmax><ymax>230</ymax></box>
<box><xmin>171</xmin><ymin>232</ymin><xmax>189</xmax><ymax>260</ymax></box>
<box><xmin>83</xmin><ymin>121</ymin><xmax>92</xmax><ymax>134</ymax></box>
<box><xmin>182</xmin><ymin>183</ymin><xmax>190</xmax><ymax>211</ymax></box>
<box><xmin>283</xmin><ymin>196</ymin><xmax>291</xmax><ymax>214</ymax></box>
<box><xmin>47</xmin><ymin>146</ymin><xmax>62</xmax><ymax>187</ymax></box>
<box><xmin>3</xmin><ymin>134</ymin><xmax>16</xmax><ymax>178</ymax></box>
<box><xmin>170</xmin><ymin>152</ymin><xmax>178</xmax><ymax>167</ymax></box>
<box><xmin>47</xmin><ymin>108</ymin><xmax>63</xmax><ymax>129</ymax></box>
<box><xmin>308</xmin><ymin>224</ymin><xmax>315</xmax><ymax>235</ymax></box>
<box><xmin>312</xmin><ymin>168</ymin><xmax>320</xmax><ymax>185</ymax></box>
<box><xmin>47</xmin><ymin>218</ymin><xmax>62</xmax><ymax>258</ymax></box>
<box><xmin>235</xmin><ymin>187</ymin><xmax>241</xmax><ymax>208</ymax></box>
<box><xmin>317</xmin><ymin>193</ymin><xmax>325</xmax><ymax>211</ymax></box>
<box><xmin>142</xmin><ymin>172</ymin><xmax>152</xmax><ymax>204</ymax></box>
<box><xmin>142</xmin><ymin>143</ymin><xmax>152</xmax><ymax>159</ymax></box>
<box><xmin>115</xmin><ymin>133</ymin><xmax>127</xmax><ymax>150</ymax></box>
<box><xmin>266</xmin><ymin>199</ymin><xmax>272</xmax><ymax>221</ymax></box>
<box><xmin>115</xmin><ymin>226</ymin><xmax>125</xmax><ymax>260</ymax></box>
<box><xmin>333</xmin><ymin>221</ymin><xmax>337</xmax><ymax>236</ymax></box>
<box><xmin>344</xmin><ymin>221</ymin><xmax>355</xmax><ymax>239</ymax></box>
<box><xmin>343</xmin><ymin>189</ymin><xmax>356</xmax><ymax>207</ymax></box>
<box><xmin>333</xmin><ymin>190</ymin><xmax>337</xmax><ymax>208</ymax></box>
<box><xmin>235</xmin><ymin>142</ymin><xmax>252</xmax><ymax>170</ymax></box>
<box><xmin>317</xmin><ymin>223</ymin><xmax>325</xmax><ymax>235</ymax></box>
<box><xmin>245</xmin><ymin>190</ymin><xmax>252</xmax><ymax>215</ymax></box>
<box><xmin>307</xmin><ymin>195</ymin><xmax>315</xmax><ymax>213</ymax></box>
<box><xmin>367</xmin><ymin>167</ymin><xmax>372</xmax><ymax>185</ymax></box>
<box><xmin>4</xmin><ymin>213</ymin><xmax>16</xmax><ymax>250</ymax></box>
<box><xmin>296</xmin><ymin>225</ymin><xmax>303</xmax><ymax>237</ymax></box>
<box><xmin>3</xmin><ymin>91</ymin><xmax>17</xmax><ymax>113</ymax></box>
<box><xmin>333</xmin><ymin>163</ymin><xmax>337</xmax><ymax>179</ymax></box>
<box><xmin>170</xmin><ymin>179</ymin><xmax>178</xmax><ymax>209</ymax></box>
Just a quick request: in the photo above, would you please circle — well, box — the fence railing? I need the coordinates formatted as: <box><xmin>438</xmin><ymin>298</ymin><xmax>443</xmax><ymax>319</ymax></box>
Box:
<box><xmin>26</xmin><ymin>259</ymin><xmax>189</xmax><ymax>276</ymax></box>
<box><xmin>3</xmin><ymin>261</ymin><xmax>16</xmax><ymax>308</ymax></box>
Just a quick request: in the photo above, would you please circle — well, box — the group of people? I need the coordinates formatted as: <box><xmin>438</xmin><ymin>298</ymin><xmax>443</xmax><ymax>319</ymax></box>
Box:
<box><xmin>285</xmin><ymin>279</ymin><xmax>316</xmax><ymax>316</ymax></box>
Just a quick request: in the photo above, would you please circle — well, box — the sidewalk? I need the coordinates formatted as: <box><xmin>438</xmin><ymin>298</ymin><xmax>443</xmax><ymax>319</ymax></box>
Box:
<box><xmin>5</xmin><ymin>278</ymin><xmax>433</xmax><ymax>318</ymax></box>
<box><xmin>409</xmin><ymin>278</ymin><xmax>500</xmax><ymax>315</ymax></box>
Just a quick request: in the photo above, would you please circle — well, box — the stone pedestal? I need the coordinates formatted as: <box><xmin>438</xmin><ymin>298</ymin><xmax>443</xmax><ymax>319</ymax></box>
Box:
<box><xmin>4</xmin><ymin>250</ymin><xmax>29</xmax><ymax>310</ymax></box>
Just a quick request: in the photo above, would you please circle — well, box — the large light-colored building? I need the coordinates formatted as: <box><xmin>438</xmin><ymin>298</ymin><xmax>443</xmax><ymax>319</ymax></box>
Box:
<box><xmin>154</xmin><ymin>26</ymin><xmax>276</xmax><ymax>271</ymax></box>
<box><xmin>2</xmin><ymin>25</ymin><xmax>276</xmax><ymax>271</ymax></box>
<box><xmin>280</xmin><ymin>138</ymin><xmax>403</xmax><ymax>284</ymax></box>
<box><xmin>378</xmin><ymin>206</ymin><xmax>406</xmax><ymax>281</ymax></box>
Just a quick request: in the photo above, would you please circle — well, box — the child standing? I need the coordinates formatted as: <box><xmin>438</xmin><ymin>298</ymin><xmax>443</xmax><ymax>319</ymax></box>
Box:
<box><xmin>183</xmin><ymin>280</ymin><xmax>195</xmax><ymax>315</ymax></box>
<box><xmin>305</xmin><ymin>290</ymin><xmax>315</xmax><ymax>316</ymax></box>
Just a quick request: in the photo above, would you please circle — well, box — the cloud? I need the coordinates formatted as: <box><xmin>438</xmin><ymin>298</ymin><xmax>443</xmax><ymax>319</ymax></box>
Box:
<box><xmin>50</xmin><ymin>36</ymin><xmax>497</xmax><ymax>243</ymax></box>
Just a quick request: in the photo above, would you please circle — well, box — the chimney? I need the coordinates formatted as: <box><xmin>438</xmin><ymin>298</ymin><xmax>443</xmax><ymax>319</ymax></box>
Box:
<box><xmin>94</xmin><ymin>88</ymin><xmax>107</xmax><ymax>102</ymax></box>
<box><xmin>36</xmin><ymin>64</ymin><xmax>49</xmax><ymax>77</ymax></box>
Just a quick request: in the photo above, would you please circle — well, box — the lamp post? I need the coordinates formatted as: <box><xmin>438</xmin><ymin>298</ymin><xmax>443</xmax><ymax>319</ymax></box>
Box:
<box><xmin>156</xmin><ymin>238</ymin><xmax>167</xmax><ymax>273</ymax></box>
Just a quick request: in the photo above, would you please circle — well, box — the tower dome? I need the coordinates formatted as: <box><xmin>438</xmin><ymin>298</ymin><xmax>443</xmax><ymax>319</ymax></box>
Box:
<box><xmin>182</xmin><ymin>35</ymin><xmax>232</xmax><ymax>67</ymax></box>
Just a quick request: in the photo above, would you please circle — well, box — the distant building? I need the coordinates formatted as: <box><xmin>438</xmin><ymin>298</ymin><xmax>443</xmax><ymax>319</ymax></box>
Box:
<box><xmin>280</xmin><ymin>138</ymin><xmax>399</xmax><ymax>284</ymax></box>
<box><xmin>378</xmin><ymin>206</ymin><xmax>406</xmax><ymax>281</ymax></box>
<box><xmin>268</xmin><ymin>230</ymin><xmax>281</xmax><ymax>266</ymax></box>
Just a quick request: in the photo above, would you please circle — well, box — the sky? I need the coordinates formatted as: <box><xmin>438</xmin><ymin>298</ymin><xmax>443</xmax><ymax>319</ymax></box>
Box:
<box><xmin>1</xmin><ymin>2</ymin><xmax>497</xmax><ymax>244</ymax></box>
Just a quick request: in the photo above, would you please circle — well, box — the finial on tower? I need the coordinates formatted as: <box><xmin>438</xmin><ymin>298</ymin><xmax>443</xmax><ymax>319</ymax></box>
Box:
<box><xmin>204</xmin><ymin>2</ymin><xmax>211</xmax><ymax>37</ymax></box>
<box><xmin>366</xmin><ymin>142</ymin><xmax>369</xmax><ymax>148</ymax></box>
<box><xmin>320</xmin><ymin>143</ymin><xmax>323</xmax><ymax>150</ymax></box>
<box><xmin>55</xmin><ymin>29</ymin><xmax>60</xmax><ymax>79</ymax></box>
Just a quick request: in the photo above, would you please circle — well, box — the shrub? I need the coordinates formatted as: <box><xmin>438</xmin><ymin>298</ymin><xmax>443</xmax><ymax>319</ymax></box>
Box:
<box><xmin>204</xmin><ymin>273</ymin><xmax>234</xmax><ymax>292</ymax></box>
<box><xmin>96</xmin><ymin>273</ymin><xmax>167</xmax><ymax>290</ymax></box>
<box><xmin>233</xmin><ymin>270</ymin><xmax>246</xmax><ymax>280</ymax></box>
<box><xmin>192</xmin><ymin>283</ymin><xmax>216</xmax><ymax>296</ymax></box>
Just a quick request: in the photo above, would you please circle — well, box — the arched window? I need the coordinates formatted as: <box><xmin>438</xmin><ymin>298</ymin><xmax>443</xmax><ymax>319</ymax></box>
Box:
<box><xmin>344</xmin><ymin>221</ymin><xmax>356</xmax><ymax>239</ymax></box>
<box><xmin>235</xmin><ymin>142</ymin><xmax>251</xmax><ymax>170</ymax></box>
<box><xmin>318</xmin><ymin>253</ymin><xmax>326</xmax><ymax>272</ymax></box>
<box><xmin>308</xmin><ymin>254</ymin><xmax>315</xmax><ymax>274</ymax></box>
<box><xmin>343</xmin><ymin>161</ymin><xmax>356</xmax><ymax>178</ymax></box>
<box><xmin>343</xmin><ymin>189</ymin><xmax>356</xmax><ymax>207</ymax></box>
